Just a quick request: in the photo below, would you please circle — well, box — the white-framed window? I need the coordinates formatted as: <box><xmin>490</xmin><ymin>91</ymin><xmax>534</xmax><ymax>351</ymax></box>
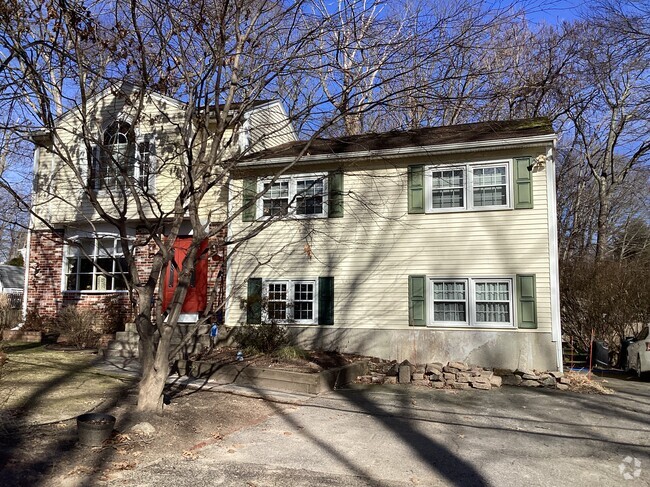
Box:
<box><xmin>431</xmin><ymin>279</ymin><xmax>468</xmax><ymax>324</ymax></box>
<box><xmin>94</xmin><ymin>121</ymin><xmax>154</xmax><ymax>191</ymax></box>
<box><xmin>429</xmin><ymin>277</ymin><xmax>513</xmax><ymax>328</ymax></box>
<box><xmin>425</xmin><ymin>161</ymin><xmax>510</xmax><ymax>212</ymax></box>
<box><xmin>257</xmin><ymin>173</ymin><xmax>327</xmax><ymax>218</ymax></box>
<box><xmin>64</xmin><ymin>237</ymin><xmax>128</xmax><ymax>292</ymax></box>
<box><xmin>473</xmin><ymin>279</ymin><xmax>512</xmax><ymax>325</ymax></box>
<box><xmin>262</xmin><ymin>279</ymin><xmax>318</xmax><ymax>324</ymax></box>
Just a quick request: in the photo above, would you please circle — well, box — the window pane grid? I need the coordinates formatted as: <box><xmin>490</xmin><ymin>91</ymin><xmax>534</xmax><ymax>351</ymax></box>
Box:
<box><xmin>429</xmin><ymin>278</ymin><xmax>513</xmax><ymax>327</ymax></box>
<box><xmin>293</xmin><ymin>282</ymin><xmax>315</xmax><ymax>320</ymax></box>
<box><xmin>260</xmin><ymin>176</ymin><xmax>326</xmax><ymax>218</ymax></box>
<box><xmin>65</xmin><ymin>237</ymin><xmax>128</xmax><ymax>292</ymax></box>
<box><xmin>262</xmin><ymin>181</ymin><xmax>290</xmax><ymax>216</ymax></box>
<box><xmin>475</xmin><ymin>281</ymin><xmax>511</xmax><ymax>323</ymax></box>
<box><xmin>473</xmin><ymin>166</ymin><xmax>507</xmax><ymax>207</ymax></box>
<box><xmin>263</xmin><ymin>280</ymin><xmax>317</xmax><ymax>323</ymax></box>
<box><xmin>431</xmin><ymin>169</ymin><xmax>464</xmax><ymax>209</ymax></box>
<box><xmin>267</xmin><ymin>283</ymin><xmax>288</xmax><ymax>321</ymax></box>
<box><xmin>296</xmin><ymin>179</ymin><xmax>324</xmax><ymax>215</ymax></box>
<box><xmin>432</xmin><ymin>280</ymin><xmax>467</xmax><ymax>323</ymax></box>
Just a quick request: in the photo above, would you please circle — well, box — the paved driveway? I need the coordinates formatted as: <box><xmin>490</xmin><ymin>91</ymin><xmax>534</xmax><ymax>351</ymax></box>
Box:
<box><xmin>110</xmin><ymin>377</ymin><xmax>650</xmax><ymax>486</ymax></box>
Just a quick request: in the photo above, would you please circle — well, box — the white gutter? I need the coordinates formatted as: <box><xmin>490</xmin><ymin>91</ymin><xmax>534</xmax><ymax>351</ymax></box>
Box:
<box><xmin>238</xmin><ymin>134</ymin><xmax>558</xmax><ymax>167</ymax></box>
<box><xmin>546</xmin><ymin>141</ymin><xmax>563</xmax><ymax>372</ymax></box>
<box><xmin>21</xmin><ymin>229</ymin><xmax>31</xmax><ymax>320</ymax></box>
<box><xmin>224</xmin><ymin>178</ymin><xmax>233</xmax><ymax>326</ymax></box>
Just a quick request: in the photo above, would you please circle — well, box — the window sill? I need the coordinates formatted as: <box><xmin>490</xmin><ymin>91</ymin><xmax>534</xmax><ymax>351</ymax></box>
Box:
<box><xmin>62</xmin><ymin>290</ymin><xmax>129</xmax><ymax>294</ymax></box>
<box><xmin>262</xmin><ymin>321</ymin><xmax>318</xmax><ymax>326</ymax></box>
<box><xmin>256</xmin><ymin>214</ymin><xmax>329</xmax><ymax>221</ymax></box>
<box><xmin>424</xmin><ymin>206</ymin><xmax>511</xmax><ymax>214</ymax></box>
<box><xmin>428</xmin><ymin>324</ymin><xmax>515</xmax><ymax>330</ymax></box>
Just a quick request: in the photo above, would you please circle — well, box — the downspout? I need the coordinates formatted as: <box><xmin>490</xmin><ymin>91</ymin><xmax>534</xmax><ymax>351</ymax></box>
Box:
<box><xmin>224</xmin><ymin>178</ymin><xmax>233</xmax><ymax>326</ymax></box>
<box><xmin>546</xmin><ymin>141</ymin><xmax>563</xmax><ymax>372</ymax></box>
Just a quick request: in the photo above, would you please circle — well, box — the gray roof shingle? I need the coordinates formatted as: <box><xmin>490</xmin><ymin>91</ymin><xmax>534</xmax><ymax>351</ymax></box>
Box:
<box><xmin>244</xmin><ymin>118</ymin><xmax>554</xmax><ymax>161</ymax></box>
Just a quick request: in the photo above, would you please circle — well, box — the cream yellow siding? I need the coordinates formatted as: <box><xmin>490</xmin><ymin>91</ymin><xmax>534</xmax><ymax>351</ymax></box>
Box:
<box><xmin>32</xmin><ymin>89</ymin><xmax>189</xmax><ymax>228</ymax></box>
<box><xmin>247</xmin><ymin>102</ymin><xmax>297</xmax><ymax>152</ymax></box>
<box><xmin>227</xmin><ymin>146</ymin><xmax>553</xmax><ymax>335</ymax></box>
<box><xmin>32</xmin><ymin>93</ymin><xmax>295</xmax><ymax>229</ymax></box>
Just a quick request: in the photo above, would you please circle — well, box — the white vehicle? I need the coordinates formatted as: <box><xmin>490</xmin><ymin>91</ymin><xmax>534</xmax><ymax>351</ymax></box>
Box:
<box><xmin>626</xmin><ymin>326</ymin><xmax>650</xmax><ymax>378</ymax></box>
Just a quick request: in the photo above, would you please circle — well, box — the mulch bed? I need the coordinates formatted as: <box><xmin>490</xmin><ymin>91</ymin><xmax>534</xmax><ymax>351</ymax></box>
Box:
<box><xmin>189</xmin><ymin>347</ymin><xmax>369</xmax><ymax>374</ymax></box>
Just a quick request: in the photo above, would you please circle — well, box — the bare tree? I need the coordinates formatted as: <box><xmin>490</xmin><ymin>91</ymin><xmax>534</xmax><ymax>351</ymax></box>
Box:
<box><xmin>5</xmin><ymin>0</ymin><xmax>479</xmax><ymax>412</ymax></box>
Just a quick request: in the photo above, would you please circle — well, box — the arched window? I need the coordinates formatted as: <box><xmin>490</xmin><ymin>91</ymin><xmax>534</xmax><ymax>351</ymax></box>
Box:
<box><xmin>104</xmin><ymin>121</ymin><xmax>131</xmax><ymax>157</ymax></box>
<box><xmin>92</xmin><ymin>121</ymin><xmax>154</xmax><ymax>191</ymax></box>
<box><xmin>97</xmin><ymin>121</ymin><xmax>135</xmax><ymax>190</ymax></box>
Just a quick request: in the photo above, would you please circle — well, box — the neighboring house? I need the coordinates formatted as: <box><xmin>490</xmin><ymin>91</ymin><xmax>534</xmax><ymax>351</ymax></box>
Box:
<box><xmin>0</xmin><ymin>264</ymin><xmax>25</xmax><ymax>294</ymax></box>
<box><xmin>0</xmin><ymin>264</ymin><xmax>24</xmax><ymax>310</ymax></box>
<box><xmin>228</xmin><ymin>119</ymin><xmax>562</xmax><ymax>371</ymax></box>
<box><xmin>25</xmin><ymin>84</ymin><xmax>296</xmax><ymax>323</ymax></box>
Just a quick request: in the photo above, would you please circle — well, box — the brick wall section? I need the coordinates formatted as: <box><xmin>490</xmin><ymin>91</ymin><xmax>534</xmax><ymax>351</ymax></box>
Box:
<box><xmin>26</xmin><ymin>230</ymin><xmax>64</xmax><ymax>317</ymax></box>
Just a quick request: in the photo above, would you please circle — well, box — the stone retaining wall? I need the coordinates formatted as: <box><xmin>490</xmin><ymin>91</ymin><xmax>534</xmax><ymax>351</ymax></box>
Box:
<box><xmin>358</xmin><ymin>360</ymin><xmax>567</xmax><ymax>391</ymax></box>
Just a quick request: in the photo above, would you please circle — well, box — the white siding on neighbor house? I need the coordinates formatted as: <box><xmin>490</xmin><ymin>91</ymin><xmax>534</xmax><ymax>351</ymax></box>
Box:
<box><xmin>227</xmin><ymin>145</ymin><xmax>553</xmax><ymax>334</ymax></box>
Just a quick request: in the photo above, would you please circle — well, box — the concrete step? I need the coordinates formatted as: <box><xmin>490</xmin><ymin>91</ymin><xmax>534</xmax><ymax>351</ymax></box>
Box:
<box><xmin>116</xmin><ymin>331</ymin><xmax>139</xmax><ymax>342</ymax></box>
<box><xmin>103</xmin><ymin>348</ymin><xmax>138</xmax><ymax>359</ymax></box>
<box><xmin>106</xmin><ymin>340</ymin><xmax>139</xmax><ymax>353</ymax></box>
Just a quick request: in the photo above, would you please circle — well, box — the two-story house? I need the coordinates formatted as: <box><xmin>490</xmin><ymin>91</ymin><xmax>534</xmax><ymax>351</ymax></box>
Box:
<box><xmin>25</xmin><ymin>84</ymin><xmax>561</xmax><ymax>371</ymax></box>
<box><xmin>25</xmin><ymin>84</ymin><xmax>296</xmax><ymax>327</ymax></box>
<box><xmin>228</xmin><ymin>120</ymin><xmax>562</xmax><ymax>371</ymax></box>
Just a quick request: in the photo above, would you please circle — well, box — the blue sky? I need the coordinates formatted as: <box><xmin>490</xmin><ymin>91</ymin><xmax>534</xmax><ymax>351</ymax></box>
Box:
<box><xmin>523</xmin><ymin>0</ymin><xmax>583</xmax><ymax>25</ymax></box>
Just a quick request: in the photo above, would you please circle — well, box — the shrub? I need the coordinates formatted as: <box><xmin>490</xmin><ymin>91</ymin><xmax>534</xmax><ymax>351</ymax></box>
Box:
<box><xmin>53</xmin><ymin>306</ymin><xmax>101</xmax><ymax>349</ymax></box>
<box><xmin>273</xmin><ymin>345</ymin><xmax>307</xmax><ymax>361</ymax></box>
<box><xmin>22</xmin><ymin>307</ymin><xmax>53</xmax><ymax>332</ymax></box>
<box><xmin>100</xmin><ymin>295</ymin><xmax>126</xmax><ymax>334</ymax></box>
<box><xmin>234</xmin><ymin>322</ymin><xmax>289</xmax><ymax>355</ymax></box>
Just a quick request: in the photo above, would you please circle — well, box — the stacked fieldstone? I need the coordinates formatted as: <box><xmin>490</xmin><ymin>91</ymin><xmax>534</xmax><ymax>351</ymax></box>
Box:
<box><xmin>358</xmin><ymin>360</ymin><xmax>568</xmax><ymax>391</ymax></box>
<box><xmin>496</xmin><ymin>368</ymin><xmax>569</xmax><ymax>390</ymax></box>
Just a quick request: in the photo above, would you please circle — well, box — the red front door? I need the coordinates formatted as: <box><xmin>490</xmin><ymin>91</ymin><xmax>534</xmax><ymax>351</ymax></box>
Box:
<box><xmin>162</xmin><ymin>237</ymin><xmax>208</xmax><ymax>313</ymax></box>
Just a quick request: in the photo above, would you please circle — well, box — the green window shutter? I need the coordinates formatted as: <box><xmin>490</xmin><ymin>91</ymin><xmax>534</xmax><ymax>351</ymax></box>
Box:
<box><xmin>247</xmin><ymin>278</ymin><xmax>262</xmax><ymax>324</ymax></box>
<box><xmin>242</xmin><ymin>177</ymin><xmax>257</xmax><ymax>222</ymax></box>
<box><xmin>318</xmin><ymin>276</ymin><xmax>335</xmax><ymax>325</ymax></box>
<box><xmin>408</xmin><ymin>165</ymin><xmax>425</xmax><ymax>214</ymax></box>
<box><xmin>516</xmin><ymin>274</ymin><xmax>537</xmax><ymax>329</ymax></box>
<box><xmin>514</xmin><ymin>157</ymin><xmax>533</xmax><ymax>209</ymax></box>
<box><xmin>408</xmin><ymin>275</ymin><xmax>426</xmax><ymax>326</ymax></box>
<box><xmin>328</xmin><ymin>172</ymin><xmax>344</xmax><ymax>218</ymax></box>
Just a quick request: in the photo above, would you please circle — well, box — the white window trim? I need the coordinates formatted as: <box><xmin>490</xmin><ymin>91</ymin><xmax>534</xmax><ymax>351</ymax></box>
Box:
<box><xmin>62</xmin><ymin>234</ymin><xmax>132</xmax><ymax>293</ymax></box>
<box><xmin>261</xmin><ymin>278</ymin><xmax>318</xmax><ymax>325</ymax></box>
<box><xmin>425</xmin><ymin>159</ymin><xmax>511</xmax><ymax>213</ymax></box>
<box><xmin>430</xmin><ymin>278</ymin><xmax>469</xmax><ymax>326</ymax></box>
<box><xmin>256</xmin><ymin>172</ymin><xmax>328</xmax><ymax>220</ymax></box>
<box><xmin>428</xmin><ymin>276</ymin><xmax>515</xmax><ymax>329</ymax></box>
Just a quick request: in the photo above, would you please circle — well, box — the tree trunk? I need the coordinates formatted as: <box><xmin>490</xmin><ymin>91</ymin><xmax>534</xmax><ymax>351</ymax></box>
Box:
<box><xmin>595</xmin><ymin>183</ymin><xmax>611</xmax><ymax>262</ymax></box>
<box><xmin>137</xmin><ymin>325</ymin><xmax>173</xmax><ymax>413</ymax></box>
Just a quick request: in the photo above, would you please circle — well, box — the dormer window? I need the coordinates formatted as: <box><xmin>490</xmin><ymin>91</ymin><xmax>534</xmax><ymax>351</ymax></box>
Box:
<box><xmin>92</xmin><ymin>121</ymin><xmax>155</xmax><ymax>192</ymax></box>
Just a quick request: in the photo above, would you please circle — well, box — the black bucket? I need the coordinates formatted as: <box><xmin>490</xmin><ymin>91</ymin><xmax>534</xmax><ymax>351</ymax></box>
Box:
<box><xmin>77</xmin><ymin>413</ymin><xmax>116</xmax><ymax>446</ymax></box>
